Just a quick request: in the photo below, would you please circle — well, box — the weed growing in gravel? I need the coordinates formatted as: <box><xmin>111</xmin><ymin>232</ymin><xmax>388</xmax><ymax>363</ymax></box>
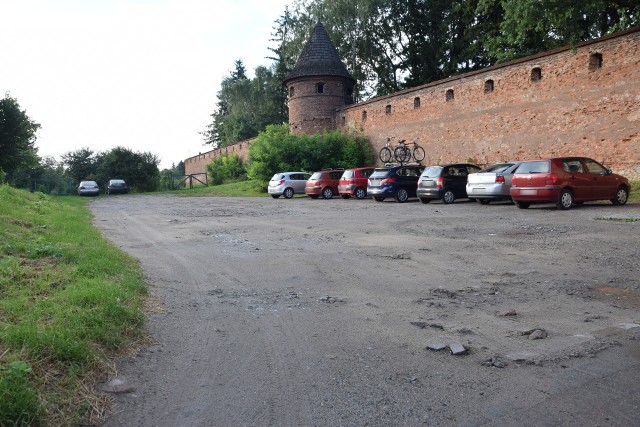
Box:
<box><xmin>0</xmin><ymin>185</ymin><xmax>147</xmax><ymax>426</ymax></box>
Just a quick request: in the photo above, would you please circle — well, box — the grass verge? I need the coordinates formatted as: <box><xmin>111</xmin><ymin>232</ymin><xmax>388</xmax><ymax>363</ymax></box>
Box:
<box><xmin>0</xmin><ymin>185</ymin><xmax>147</xmax><ymax>426</ymax></box>
<box><xmin>629</xmin><ymin>180</ymin><xmax>640</xmax><ymax>203</ymax></box>
<box><xmin>172</xmin><ymin>179</ymin><xmax>268</xmax><ymax>197</ymax></box>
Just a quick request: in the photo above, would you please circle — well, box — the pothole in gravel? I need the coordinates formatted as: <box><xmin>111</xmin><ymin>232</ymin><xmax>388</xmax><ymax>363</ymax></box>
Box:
<box><xmin>593</xmin><ymin>286</ymin><xmax>640</xmax><ymax>309</ymax></box>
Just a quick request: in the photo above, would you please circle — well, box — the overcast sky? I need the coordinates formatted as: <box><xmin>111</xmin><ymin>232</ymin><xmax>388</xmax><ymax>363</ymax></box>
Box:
<box><xmin>0</xmin><ymin>0</ymin><xmax>291</xmax><ymax>169</ymax></box>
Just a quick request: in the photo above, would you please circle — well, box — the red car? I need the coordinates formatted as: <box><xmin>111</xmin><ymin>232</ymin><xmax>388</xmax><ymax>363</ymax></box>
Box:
<box><xmin>510</xmin><ymin>157</ymin><xmax>630</xmax><ymax>210</ymax></box>
<box><xmin>305</xmin><ymin>168</ymin><xmax>344</xmax><ymax>199</ymax></box>
<box><xmin>338</xmin><ymin>167</ymin><xmax>375</xmax><ymax>199</ymax></box>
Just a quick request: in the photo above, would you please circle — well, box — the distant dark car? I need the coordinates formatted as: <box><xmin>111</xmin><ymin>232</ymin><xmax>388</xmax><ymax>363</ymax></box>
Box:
<box><xmin>305</xmin><ymin>169</ymin><xmax>344</xmax><ymax>199</ymax></box>
<box><xmin>466</xmin><ymin>162</ymin><xmax>521</xmax><ymax>204</ymax></box>
<box><xmin>367</xmin><ymin>164</ymin><xmax>425</xmax><ymax>203</ymax></box>
<box><xmin>338</xmin><ymin>167</ymin><xmax>375</xmax><ymax>199</ymax></box>
<box><xmin>417</xmin><ymin>163</ymin><xmax>481</xmax><ymax>204</ymax></box>
<box><xmin>510</xmin><ymin>157</ymin><xmax>630</xmax><ymax>210</ymax></box>
<box><xmin>77</xmin><ymin>180</ymin><xmax>100</xmax><ymax>197</ymax></box>
<box><xmin>106</xmin><ymin>179</ymin><xmax>129</xmax><ymax>195</ymax></box>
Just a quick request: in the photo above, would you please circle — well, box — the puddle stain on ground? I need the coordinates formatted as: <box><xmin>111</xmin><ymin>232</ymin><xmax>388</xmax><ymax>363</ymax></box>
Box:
<box><xmin>593</xmin><ymin>286</ymin><xmax>640</xmax><ymax>309</ymax></box>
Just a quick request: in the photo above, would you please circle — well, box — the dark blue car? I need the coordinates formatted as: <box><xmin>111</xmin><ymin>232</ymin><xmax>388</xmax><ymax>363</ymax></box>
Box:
<box><xmin>367</xmin><ymin>165</ymin><xmax>425</xmax><ymax>203</ymax></box>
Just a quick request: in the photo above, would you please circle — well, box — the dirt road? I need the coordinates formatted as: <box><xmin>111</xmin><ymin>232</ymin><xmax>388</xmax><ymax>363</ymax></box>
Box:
<box><xmin>90</xmin><ymin>195</ymin><xmax>640</xmax><ymax>426</ymax></box>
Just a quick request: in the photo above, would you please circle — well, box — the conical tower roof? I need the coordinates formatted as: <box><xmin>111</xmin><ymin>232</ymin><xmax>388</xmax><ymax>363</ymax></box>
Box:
<box><xmin>284</xmin><ymin>21</ymin><xmax>355</xmax><ymax>84</ymax></box>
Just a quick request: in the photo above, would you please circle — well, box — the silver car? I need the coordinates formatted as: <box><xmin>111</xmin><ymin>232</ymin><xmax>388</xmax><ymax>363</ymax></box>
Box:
<box><xmin>77</xmin><ymin>180</ymin><xmax>100</xmax><ymax>197</ymax></box>
<box><xmin>466</xmin><ymin>162</ymin><xmax>521</xmax><ymax>204</ymax></box>
<box><xmin>268</xmin><ymin>172</ymin><xmax>311</xmax><ymax>199</ymax></box>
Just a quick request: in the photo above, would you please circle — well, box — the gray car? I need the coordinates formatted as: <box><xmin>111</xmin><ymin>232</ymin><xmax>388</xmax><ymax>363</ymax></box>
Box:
<box><xmin>466</xmin><ymin>162</ymin><xmax>521</xmax><ymax>204</ymax></box>
<box><xmin>268</xmin><ymin>172</ymin><xmax>312</xmax><ymax>199</ymax></box>
<box><xmin>77</xmin><ymin>180</ymin><xmax>100</xmax><ymax>197</ymax></box>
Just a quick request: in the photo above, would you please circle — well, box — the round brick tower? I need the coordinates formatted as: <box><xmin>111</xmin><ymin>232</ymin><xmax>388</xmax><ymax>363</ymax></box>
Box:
<box><xmin>284</xmin><ymin>21</ymin><xmax>356</xmax><ymax>135</ymax></box>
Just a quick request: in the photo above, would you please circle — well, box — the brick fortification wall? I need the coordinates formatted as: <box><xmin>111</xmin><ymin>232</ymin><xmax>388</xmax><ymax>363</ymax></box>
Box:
<box><xmin>338</xmin><ymin>27</ymin><xmax>640</xmax><ymax>177</ymax></box>
<box><xmin>184</xmin><ymin>138</ymin><xmax>253</xmax><ymax>178</ymax></box>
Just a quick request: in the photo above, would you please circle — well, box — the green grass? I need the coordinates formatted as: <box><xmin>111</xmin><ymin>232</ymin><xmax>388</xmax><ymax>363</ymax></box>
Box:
<box><xmin>172</xmin><ymin>179</ymin><xmax>269</xmax><ymax>197</ymax></box>
<box><xmin>629</xmin><ymin>180</ymin><xmax>640</xmax><ymax>203</ymax></box>
<box><xmin>0</xmin><ymin>185</ymin><xmax>147</xmax><ymax>426</ymax></box>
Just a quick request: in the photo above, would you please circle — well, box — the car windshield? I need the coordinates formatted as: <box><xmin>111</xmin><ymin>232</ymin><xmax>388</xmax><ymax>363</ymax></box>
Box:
<box><xmin>516</xmin><ymin>161</ymin><xmax>550</xmax><ymax>174</ymax></box>
<box><xmin>420</xmin><ymin>166</ymin><xmax>443</xmax><ymax>178</ymax></box>
<box><xmin>110</xmin><ymin>180</ymin><xmax>125</xmax><ymax>184</ymax></box>
<box><xmin>480</xmin><ymin>163</ymin><xmax>516</xmax><ymax>173</ymax></box>
<box><xmin>370</xmin><ymin>169</ymin><xmax>391</xmax><ymax>179</ymax></box>
<box><xmin>309</xmin><ymin>172</ymin><xmax>323</xmax><ymax>180</ymax></box>
<box><xmin>81</xmin><ymin>181</ymin><xmax>97</xmax><ymax>186</ymax></box>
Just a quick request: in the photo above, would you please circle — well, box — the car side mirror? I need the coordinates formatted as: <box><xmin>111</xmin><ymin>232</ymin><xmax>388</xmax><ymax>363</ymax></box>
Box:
<box><xmin>605</xmin><ymin>168</ymin><xmax>612</xmax><ymax>175</ymax></box>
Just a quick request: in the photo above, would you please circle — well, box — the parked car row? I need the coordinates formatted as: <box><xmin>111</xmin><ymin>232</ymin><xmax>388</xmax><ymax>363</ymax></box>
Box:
<box><xmin>268</xmin><ymin>157</ymin><xmax>631</xmax><ymax>210</ymax></box>
<box><xmin>77</xmin><ymin>179</ymin><xmax>129</xmax><ymax>196</ymax></box>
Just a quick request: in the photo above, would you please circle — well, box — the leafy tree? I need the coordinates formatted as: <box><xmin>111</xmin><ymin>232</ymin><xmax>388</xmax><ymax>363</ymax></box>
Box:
<box><xmin>477</xmin><ymin>0</ymin><xmax>640</xmax><ymax>62</ymax></box>
<box><xmin>0</xmin><ymin>94</ymin><xmax>41</xmax><ymax>181</ymax></box>
<box><xmin>247</xmin><ymin>124</ymin><xmax>374</xmax><ymax>184</ymax></box>
<box><xmin>206</xmin><ymin>153</ymin><xmax>245</xmax><ymax>185</ymax></box>
<box><xmin>95</xmin><ymin>146</ymin><xmax>160</xmax><ymax>192</ymax></box>
<box><xmin>61</xmin><ymin>148</ymin><xmax>97</xmax><ymax>184</ymax></box>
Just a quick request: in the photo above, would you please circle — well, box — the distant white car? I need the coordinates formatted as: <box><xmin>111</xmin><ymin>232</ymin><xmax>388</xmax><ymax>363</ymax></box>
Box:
<box><xmin>466</xmin><ymin>162</ymin><xmax>521</xmax><ymax>204</ymax></box>
<box><xmin>268</xmin><ymin>172</ymin><xmax>311</xmax><ymax>199</ymax></box>
<box><xmin>77</xmin><ymin>180</ymin><xmax>100</xmax><ymax>197</ymax></box>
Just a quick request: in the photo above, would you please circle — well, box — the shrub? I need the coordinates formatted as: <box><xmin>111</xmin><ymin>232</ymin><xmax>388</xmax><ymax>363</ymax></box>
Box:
<box><xmin>206</xmin><ymin>153</ymin><xmax>246</xmax><ymax>185</ymax></box>
<box><xmin>246</xmin><ymin>124</ymin><xmax>374</xmax><ymax>185</ymax></box>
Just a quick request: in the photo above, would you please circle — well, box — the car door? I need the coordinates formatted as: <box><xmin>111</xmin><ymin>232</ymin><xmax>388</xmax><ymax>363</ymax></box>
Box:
<box><xmin>448</xmin><ymin>165</ymin><xmax>469</xmax><ymax>197</ymax></box>
<box><xmin>399</xmin><ymin>167</ymin><xmax>421</xmax><ymax>196</ymax></box>
<box><xmin>292</xmin><ymin>174</ymin><xmax>309</xmax><ymax>193</ymax></box>
<box><xmin>460</xmin><ymin>165</ymin><xmax>480</xmax><ymax>196</ymax></box>
<box><xmin>561</xmin><ymin>159</ymin><xmax>591</xmax><ymax>200</ymax></box>
<box><xmin>583</xmin><ymin>158</ymin><xmax>616</xmax><ymax>199</ymax></box>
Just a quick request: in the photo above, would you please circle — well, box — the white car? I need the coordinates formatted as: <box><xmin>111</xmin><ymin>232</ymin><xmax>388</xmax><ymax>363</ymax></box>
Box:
<box><xmin>268</xmin><ymin>172</ymin><xmax>311</xmax><ymax>199</ymax></box>
<box><xmin>466</xmin><ymin>162</ymin><xmax>521</xmax><ymax>204</ymax></box>
<box><xmin>77</xmin><ymin>180</ymin><xmax>100</xmax><ymax>197</ymax></box>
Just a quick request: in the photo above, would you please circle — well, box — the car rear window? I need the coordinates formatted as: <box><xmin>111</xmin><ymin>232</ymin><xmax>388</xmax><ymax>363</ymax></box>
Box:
<box><xmin>480</xmin><ymin>163</ymin><xmax>516</xmax><ymax>173</ymax></box>
<box><xmin>515</xmin><ymin>161</ymin><xmax>550</xmax><ymax>174</ymax></box>
<box><xmin>342</xmin><ymin>170</ymin><xmax>354</xmax><ymax>179</ymax></box>
<box><xmin>370</xmin><ymin>169</ymin><xmax>391</xmax><ymax>178</ymax></box>
<box><xmin>270</xmin><ymin>174</ymin><xmax>284</xmax><ymax>180</ymax></box>
<box><xmin>310</xmin><ymin>172</ymin><xmax>323</xmax><ymax>180</ymax></box>
<box><xmin>420</xmin><ymin>166</ymin><xmax>443</xmax><ymax>178</ymax></box>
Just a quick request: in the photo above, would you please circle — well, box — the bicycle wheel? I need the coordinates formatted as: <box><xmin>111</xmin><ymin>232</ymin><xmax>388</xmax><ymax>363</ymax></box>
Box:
<box><xmin>412</xmin><ymin>146</ymin><xmax>425</xmax><ymax>162</ymax></box>
<box><xmin>394</xmin><ymin>146</ymin><xmax>411</xmax><ymax>163</ymax></box>
<box><xmin>379</xmin><ymin>147</ymin><xmax>393</xmax><ymax>163</ymax></box>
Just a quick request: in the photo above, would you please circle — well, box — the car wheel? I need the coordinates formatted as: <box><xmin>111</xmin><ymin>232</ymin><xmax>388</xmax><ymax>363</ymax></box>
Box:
<box><xmin>395</xmin><ymin>188</ymin><xmax>409</xmax><ymax>203</ymax></box>
<box><xmin>419</xmin><ymin>198</ymin><xmax>431</xmax><ymax>204</ymax></box>
<box><xmin>557</xmin><ymin>189</ymin><xmax>573</xmax><ymax>210</ymax></box>
<box><xmin>283</xmin><ymin>188</ymin><xmax>294</xmax><ymax>199</ymax></box>
<box><xmin>478</xmin><ymin>199</ymin><xmax>490</xmax><ymax>205</ymax></box>
<box><xmin>611</xmin><ymin>186</ymin><xmax>629</xmax><ymax>205</ymax></box>
<box><xmin>374</xmin><ymin>197</ymin><xmax>385</xmax><ymax>202</ymax></box>
<box><xmin>341</xmin><ymin>194</ymin><xmax>351</xmax><ymax>199</ymax></box>
<box><xmin>355</xmin><ymin>187</ymin><xmax>366</xmax><ymax>199</ymax></box>
<box><xmin>271</xmin><ymin>194</ymin><xmax>280</xmax><ymax>199</ymax></box>
<box><xmin>442</xmin><ymin>190</ymin><xmax>455</xmax><ymax>204</ymax></box>
<box><xmin>322</xmin><ymin>187</ymin><xmax>334</xmax><ymax>199</ymax></box>
<box><xmin>515</xmin><ymin>201</ymin><xmax>530</xmax><ymax>209</ymax></box>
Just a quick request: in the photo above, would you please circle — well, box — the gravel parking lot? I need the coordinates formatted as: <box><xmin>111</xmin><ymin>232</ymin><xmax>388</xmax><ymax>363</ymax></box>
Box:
<box><xmin>92</xmin><ymin>195</ymin><xmax>640</xmax><ymax>426</ymax></box>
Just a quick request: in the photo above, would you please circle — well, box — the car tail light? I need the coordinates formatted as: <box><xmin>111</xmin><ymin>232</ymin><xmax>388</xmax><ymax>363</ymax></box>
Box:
<box><xmin>436</xmin><ymin>177</ymin><xmax>443</xmax><ymax>188</ymax></box>
<box><xmin>278</xmin><ymin>179</ymin><xmax>285</xmax><ymax>185</ymax></box>
<box><xmin>545</xmin><ymin>173</ymin><xmax>559</xmax><ymax>185</ymax></box>
<box><xmin>495</xmin><ymin>175</ymin><xmax>505</xmax><ymax>183</ymax></box>
<box><xmin>381</xmin><ymin>177</ymin><xmax>397</xmax><ymax>185</ymax></box>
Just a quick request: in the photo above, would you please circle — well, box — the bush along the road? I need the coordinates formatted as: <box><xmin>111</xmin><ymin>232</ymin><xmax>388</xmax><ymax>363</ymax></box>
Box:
<box><xmin>0</xmin><ymin>184</ymin><xmax>147</xmax><ymax>426</ymax></box>
<box><xmin>246</xmin><ymin>124</ymin><xmax>375</xmax><ymax>185</ymax></box>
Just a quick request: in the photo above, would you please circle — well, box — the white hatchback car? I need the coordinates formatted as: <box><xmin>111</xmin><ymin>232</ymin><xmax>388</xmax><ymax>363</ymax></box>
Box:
<box><xmin>268</xmin><ymin>172</ymin><xmax>312</xmax><ymax>199</ymax></box>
